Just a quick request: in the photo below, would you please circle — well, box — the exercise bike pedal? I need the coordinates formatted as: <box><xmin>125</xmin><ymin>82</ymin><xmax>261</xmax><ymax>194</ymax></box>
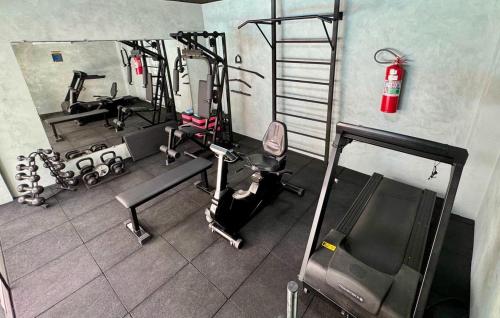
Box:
<box><xmin>208</xmin><ymin>222</ymin><xmax>243</xmax><ymax>249</ymax></box>
<box><xmin>282</xmin><ymin>181</ymin><xmax>305</xmax><ymax>197</ymax></box>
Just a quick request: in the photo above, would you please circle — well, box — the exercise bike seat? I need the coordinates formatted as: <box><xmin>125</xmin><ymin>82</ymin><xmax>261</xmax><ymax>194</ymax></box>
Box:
<box><xmin>245</xmin><ymin>121</ymin><xmax>288</xmax><ymax>172</ymax></box>
<box><xmin>246</xmin><ymin>154</ymin><xmax>281</xmax><ymax>172</ymax></box>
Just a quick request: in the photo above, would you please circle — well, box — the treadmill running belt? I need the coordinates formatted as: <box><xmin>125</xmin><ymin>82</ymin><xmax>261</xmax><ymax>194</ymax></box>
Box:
<box><xmin>345</xmin><ymin>178</ymin><xmax>424</xmax><ymax>275</ymax></box>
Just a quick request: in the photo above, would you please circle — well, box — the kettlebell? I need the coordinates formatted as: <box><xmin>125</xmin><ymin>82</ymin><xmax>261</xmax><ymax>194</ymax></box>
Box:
<box><xmin>76</xmin><ymin>158</ymin><xmax>95</xmax><ymax>175</ymax></box>
<box><xmin>101</xmin><ymin>151</ymin><xmax>125</xmax><ymax>175</ymax></box>
<box><xmin>76</xmin><ymin>157</ymin><xmax>99</xmax><ymax>186</ymax></box>
<box><xmin>82</xmin><ymin>171</ymin><xmax>99</xmax><ymax>186</ymax></box>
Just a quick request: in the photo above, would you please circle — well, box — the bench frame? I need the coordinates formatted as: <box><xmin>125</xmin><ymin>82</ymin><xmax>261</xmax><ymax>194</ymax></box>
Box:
<box><xmin>119</xmin><ymin>159</ymin><xmax>212</xmax><ymax>245</ymax></box>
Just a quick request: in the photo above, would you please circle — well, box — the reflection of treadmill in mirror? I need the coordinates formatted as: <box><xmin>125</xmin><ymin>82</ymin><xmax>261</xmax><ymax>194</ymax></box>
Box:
<box><xmin>299</xmin><ymin>122</ymin><xmax>468</xmax><ymax>318</ymax></box>
<box><xmin>60</xmin><ymin>70</ymin><xmax>105</xmax><ymax>112</ymax></box>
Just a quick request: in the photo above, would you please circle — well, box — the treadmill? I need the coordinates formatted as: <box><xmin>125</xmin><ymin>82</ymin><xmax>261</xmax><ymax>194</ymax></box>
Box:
<box><xmin>299</xmin><ymin>122</ymin><xmax>468</xmax><ymax>318</ymax></box>
<box><xmin>60</xmin><ymin>70</ymin><xmax>106</xmax><ymax>112</ymax></box>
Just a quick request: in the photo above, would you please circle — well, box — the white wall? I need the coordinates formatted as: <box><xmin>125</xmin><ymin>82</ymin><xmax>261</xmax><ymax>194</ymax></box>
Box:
<box><xmin>0</xmin><ymin>0</ymin><xmax>204</xmax><ymax>203</ymax></box>
<box><xmin>202</xmin><ymin>0</ymin><xmax>500</xmax><ymax>220</ymax></box>
<box><xmin>470</xmin><ymin>154</ymin><xmax>500</xmax><ymax>318</ymax></box>
<box><xmin>12</xmin><ymin>41</ymin><xmax>128</xmax><ymax>115</ymax></box>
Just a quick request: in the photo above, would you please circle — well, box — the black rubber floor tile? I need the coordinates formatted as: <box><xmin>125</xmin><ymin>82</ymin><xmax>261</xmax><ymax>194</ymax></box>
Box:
<box><xmin>57</xmin><ymin>185</ymin><xmax>115</xmax><ymax>219</ymax></box>
<box><xmin>302</xmin><ymin>296</ymin><xmax>343</xmax><ymax>318</ymax></box>
<box><xmin>230</xmin><ymin>254</ymin><xmax>312</xmax><ymax>318</ymax></box>
<box><xmin>271</xmin><ymin>220</ymin><xmax>311</xmax><ymax>273</ymax></box>
<box><xmin>286</xmin><ymin>150</ymin><xmax>313</xmax><ymax>173</ymax></box>
<box><xmin>37</xmin><ymin>275</ymin><xmax>127</xmax><ymax>318</ymax></box>
<box><xmin>192</xmin><ymin>238</ymin><xmax>269</xmax><ymax>297</ymax></box>
<box><xmin>239</xmin><ymin>197</ymin><xmax>307</xmax><ymax>252</ymax></box>
<box><xmin>104</xmin><ymin>238</ymin><xmax>187</xmax><ymax>311</ymax></box>
<box><xmin>288</xmin><ymin>160</ymin><xmax>327</xmax><ymax>194</ymax></box>
<box><xmin>213</xmin><ymin>300</ymin><xmax>246</xmax><ymax>318</ymax></box>
<box><xmin>65</xmin><ymin>128</ymin><xmax>108</xmax><ymax>149</ymax></box>
<box><xmin>139</xmin><ymin>191</ymin><xmax>201</xmax><ymax>235</ymax></box>
<box><xmin>4</xmin><ymin>222</ymin><xmax>82</xmax><ymax>282</ymax></box>
<box><xmin>0</xmin><ymin>198</ymin><xmax>58</xmax><ymax>227</ymax></box>
<box><xmin>0</xmin><ymin>206</ymin><xmax>67</xmax><ymax>250</ymax></box>
<box><xmin>71</xmin><ymin>200</ymin><xmax>129</xmax><ymax>242</ymax></box>
<box><xmin>162</xmin><ymin>209</ymin><xmax>218</xmax><ymax>261</ymax></box>
<box><xmin>131</xmin><ymin>264</ymin><xmax>226</xmax><ymax>318</ymax></box>
<box><xmin>86</xmin><ymin>224</ymin><xmax>141</xmax><ymax>271</ymax></box>
<box><xmin>11</xmin><ymin>245</ymin><xmax>100</xmax><ymax>318</ymax></box>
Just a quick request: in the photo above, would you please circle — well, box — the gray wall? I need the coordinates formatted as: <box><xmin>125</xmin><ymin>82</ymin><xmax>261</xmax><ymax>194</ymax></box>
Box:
<box><xmin>0</xmin><ymin>0</ymin><xmax>205</xmax><ymax>203</ymax></box>
<box><xmin>202</xmin><ymin>1</ymin><xmax>500</xmax><ymax>316</ymax></box>
<box><xmin>12</xmin><ymin>41</ymin><xmax>128</xmax><ymax>115</ymax></box>
<box><xmin>202</xmin><ymin>0</ymin><xmax>500</xmax><ymax>219</ymax></box>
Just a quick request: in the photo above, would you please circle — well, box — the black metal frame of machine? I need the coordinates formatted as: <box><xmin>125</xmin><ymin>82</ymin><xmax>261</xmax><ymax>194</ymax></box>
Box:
<box><xmin>164</xmin><ymin>31</ymin><xmax>234</xmax><ymax>162</ymax></box>
<box><xmin>298</xmin><ymin>122</ymin><xmax>468</xmax><ymax>318</ymax></box>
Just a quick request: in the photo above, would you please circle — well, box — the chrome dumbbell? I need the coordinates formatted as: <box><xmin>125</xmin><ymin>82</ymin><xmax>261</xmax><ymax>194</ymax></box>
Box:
<box><xmin>17</xmin><ymin>195</ymin><xmax>45</xmax><ymax>206</ymax></box>
<box><xmin>17</xmin><ymin>184</ymin><xmax>44</xmax><ymax>195</ymax></box>
<box><xmin>16</xmin><ymin>164</ymin><xmax>39</xmax><ymax>172</ymax></box>
<box><xmin>15</xmin><ymin>173</ymin><xmax>41</xmax><ymax>183</ymax></box>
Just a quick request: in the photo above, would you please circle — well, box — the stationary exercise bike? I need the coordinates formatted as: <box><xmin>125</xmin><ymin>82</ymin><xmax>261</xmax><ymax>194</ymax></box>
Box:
<box><xmin>206</xmin><ymin>121</ymin><xmax>304</xmax><ymax>248</ymax></box>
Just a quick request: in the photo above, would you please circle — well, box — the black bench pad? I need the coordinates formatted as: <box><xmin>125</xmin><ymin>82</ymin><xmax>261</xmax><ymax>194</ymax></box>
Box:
<box><xmin>45</xmin><ymin>109</ymin><xmax>109</xmax><ymax>124</ymax></box>
<box><xmin>116</xmin><ymin>157</ymin><xmax>212</xmax><ymax>209</ymax></box>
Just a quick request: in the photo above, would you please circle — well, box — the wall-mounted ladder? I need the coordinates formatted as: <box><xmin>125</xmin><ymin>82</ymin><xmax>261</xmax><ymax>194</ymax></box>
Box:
<box><xmin>239</xmin><ymin>0</ymin><xmax>343</xmax><ymax>162</ymax></box>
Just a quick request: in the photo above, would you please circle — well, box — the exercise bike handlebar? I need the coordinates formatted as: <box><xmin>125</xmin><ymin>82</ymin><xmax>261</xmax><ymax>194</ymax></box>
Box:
<box><xmin>209</xmin><ymin>144</ymin><xmax>239</xmax><ymax>162</ymax></box>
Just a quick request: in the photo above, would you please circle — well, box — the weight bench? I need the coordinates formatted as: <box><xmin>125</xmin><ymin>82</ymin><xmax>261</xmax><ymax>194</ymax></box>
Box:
<box><xmin>45</xmin><ymin>109</ymin><xmax>110</xmax><ymax>141</ymax></box>
<box><xmin>115</xmin><ymin>157</ymin><xmax>213</xmax><ymax>244</ymax></box>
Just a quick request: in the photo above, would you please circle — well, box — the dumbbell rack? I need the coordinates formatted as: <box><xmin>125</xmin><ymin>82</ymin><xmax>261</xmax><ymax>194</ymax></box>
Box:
<box><xmin>16</xmin><ymin>149</ymin><xmax>77</xmax><ymax>208</ymax></box>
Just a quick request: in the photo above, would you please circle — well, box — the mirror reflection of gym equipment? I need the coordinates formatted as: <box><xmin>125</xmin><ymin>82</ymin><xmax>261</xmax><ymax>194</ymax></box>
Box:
<box><xmin>11</xmin><ymin>39</ymin><xmax>187</xmax><ymax>159</ymax></box>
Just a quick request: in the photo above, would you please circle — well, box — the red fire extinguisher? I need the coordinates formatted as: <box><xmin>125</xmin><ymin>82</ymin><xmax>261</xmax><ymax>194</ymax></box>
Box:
<box><xmin>375</xmin><ymin>49</ymin><xmax>406</xmax><ymax>113</ymax></box>
<box><xmin>133</xmin><ymin>55</ymin><xmax>143</xmax><ymax>75</ymax></box>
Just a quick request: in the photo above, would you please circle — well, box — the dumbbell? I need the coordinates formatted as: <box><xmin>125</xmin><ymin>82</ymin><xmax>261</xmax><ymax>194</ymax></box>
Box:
<box><xmin>48</xmin><ymin>152</ymin><xmax>61</xmax><ymax>162</ymax></box>
<box><xmin>59</xmin><ymin>171</ymin><xmax>75</xmax><ymax>178</ymax></box>
<box><xmin>66</xmin><ymin>178</ymin><xmax>79</xmax><ymax>186</ymax></box>
<box><xmin>17</xmin><ymin>184</ymin><xmax>44</xmax><ymax>195</ymax></box>
<box><xmin>17</xmin><ymin>155</ymin><xmax>35</xmax><ymax>162</ymax></box>
<box><xmin>44</xmin><ymin>162</ymin><xmax>65</xmax><ymax>170</ymax></box>
<box><xmin>15</xmin><ymin>173</ymin><xmax>41</xmax><ymax>182</ymax></box>
<box><xmin>16</xmin><ymin>164</ymin><xmax>38</xmax><ymax>172</ymax></box>
<box><xmin>37</xmin><ymin>149</ymin><xmax>52</xmax><ymax>155</ymax></box>
<box><xmin>17</xmin><ymin>195</ymin><xmax>46</xmax><ymax>206</ymax></box>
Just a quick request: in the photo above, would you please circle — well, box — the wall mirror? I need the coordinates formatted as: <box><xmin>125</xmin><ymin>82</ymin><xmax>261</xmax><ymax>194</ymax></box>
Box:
<box><xmin>11</xmin><ymin>39</ymin><xmax>194</xmax><ymax>161</ymax></box>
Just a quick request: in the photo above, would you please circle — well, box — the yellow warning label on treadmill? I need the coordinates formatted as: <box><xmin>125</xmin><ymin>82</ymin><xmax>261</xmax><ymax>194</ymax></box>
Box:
<box><xmin>321</xmin><ymin>241</ymin><xmax>336</xmax><ymax>252</ymax></box>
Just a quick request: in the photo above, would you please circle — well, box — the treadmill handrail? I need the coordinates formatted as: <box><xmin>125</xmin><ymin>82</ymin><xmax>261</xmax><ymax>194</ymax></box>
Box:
<box><xmin>299</xmin><ymin>122</ymin><xmax>468</xmax><ymax>318</ymax></box>
<box><xmin>337</xmin><ymin>122</ymin><xmax>468</xmax><ymax>165</ymax></box>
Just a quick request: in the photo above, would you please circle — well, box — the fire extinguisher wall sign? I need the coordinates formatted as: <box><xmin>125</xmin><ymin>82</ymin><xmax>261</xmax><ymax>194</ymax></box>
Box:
<box><xmin>374</xmin><ymin>48</ymin><xmax>407</xmax><ymax>113</ymax></box>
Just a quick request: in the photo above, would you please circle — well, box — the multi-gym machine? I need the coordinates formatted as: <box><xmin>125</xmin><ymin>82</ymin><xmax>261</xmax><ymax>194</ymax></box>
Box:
<box><xmin>161</xmin><ymin>31</ymin><xmax>233</xmax><ymax>163</ymax></box>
